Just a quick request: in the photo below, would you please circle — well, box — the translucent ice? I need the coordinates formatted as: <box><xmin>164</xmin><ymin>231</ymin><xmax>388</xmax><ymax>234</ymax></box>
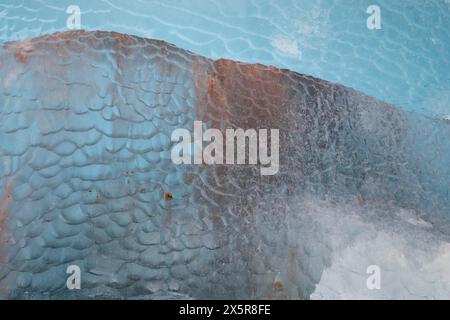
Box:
<box><xmin>0</xmin><ymin>31</ymin><xmax>449</xmax><ymax>299</ymax></box>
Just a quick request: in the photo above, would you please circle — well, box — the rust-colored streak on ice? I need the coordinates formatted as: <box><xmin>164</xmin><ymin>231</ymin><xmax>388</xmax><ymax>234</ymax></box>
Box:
<box><xmin>191</xmin><ymin>56</ymin><xmax>292</xmax><ymax>226</ymax></box>
<box><xmin>9</xmin><ymin>31</ymin><xmax>74</xmax><ymax>63</ymax></box>
<box><xmin>194</xmin><ymin>58</ymin><xmax>290</xmax><ymax>130</ymax></box>
<box><xmin>13</xmin><ymin>41</ymin><xmax>33</xmax><ymax>64</ymax></box>
<box><xmin>114</xmin><ymin>32</ymin><xmax>135</xmax><ymax>78</ymax></box>
<box><xmin>193</xmin><ymin>57</ymin><xmax>290</xmax><ymax>182</ymax></box>
<box><xmin>0</xmin><ymin>178</ymin><xmax>13</xmax><ymax>295</ymax></box>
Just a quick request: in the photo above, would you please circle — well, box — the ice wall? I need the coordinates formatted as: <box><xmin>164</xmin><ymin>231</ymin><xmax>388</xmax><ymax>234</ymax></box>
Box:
<box><xmin>0</xmin><ymin>31</ymin><xmax>449</xmax><ymax>299</ymax></box>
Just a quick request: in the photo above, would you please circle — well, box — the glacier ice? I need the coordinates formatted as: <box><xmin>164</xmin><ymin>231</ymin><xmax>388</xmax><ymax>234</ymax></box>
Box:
<box><xmin>0</xmin><ymin>31</ymin><xmax>449</xmax><ymax>299</ymax></box>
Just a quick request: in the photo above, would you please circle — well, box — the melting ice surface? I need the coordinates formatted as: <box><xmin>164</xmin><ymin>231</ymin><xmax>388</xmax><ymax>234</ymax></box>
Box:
<box><xmin>0</xmin><ymin>1</ymin><xmax>448</xmax><ymax>300</ymax></box>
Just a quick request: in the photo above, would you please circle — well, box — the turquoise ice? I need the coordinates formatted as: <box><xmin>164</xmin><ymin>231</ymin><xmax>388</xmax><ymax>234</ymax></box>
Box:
<box><xmin>0</xmin><ymin>0</ymin><xmax>449</xmax><ymax>117</ymax></box>
<box><xmin>0</xmin><ymin>30</ymin><xmax>449</xmax><ymax>299</ymax></box>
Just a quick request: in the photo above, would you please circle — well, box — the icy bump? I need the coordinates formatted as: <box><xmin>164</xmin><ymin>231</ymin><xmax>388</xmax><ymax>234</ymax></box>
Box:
<box><xmin>0</xmin><ymin>30</ymin><xmax>449</xmax><ymax>299</ymax></box>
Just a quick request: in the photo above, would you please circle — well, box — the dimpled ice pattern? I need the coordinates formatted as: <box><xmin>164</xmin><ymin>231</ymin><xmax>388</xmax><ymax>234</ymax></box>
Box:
<box><xmin>0</xmin><ymin>30</ymin><xmax>449</xmax><ymax>299</ymax></box>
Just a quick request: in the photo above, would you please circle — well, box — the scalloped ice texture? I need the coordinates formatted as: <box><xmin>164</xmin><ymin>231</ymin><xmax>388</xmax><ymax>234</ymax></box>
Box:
<box><xmin>0</xmin><ymin>30</ymin><xmax>449</xmax><ymax>299</ymax></box>
<box><xmin>0</xmin><ymin>0</ymin><xmax>449</xmax><ymax>118</ymax></box>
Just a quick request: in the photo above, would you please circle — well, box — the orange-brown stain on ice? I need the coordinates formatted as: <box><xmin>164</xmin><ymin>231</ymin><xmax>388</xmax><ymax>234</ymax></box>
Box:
<box><xmin>114</xmin><ymin>32</ymin><xmax>136</xmax><ymax>76</ymax></box>
<box><xmin>0</xmin><ymin>178</ymin><xmax>13</xmax><ymax>295</ymax></box>
<box><xmin>273</xmin><ymin>281</ymin><xmax>285</xmax><ymax>292</ymax></box>
<box><xmin>192</xmin><ymin>57</ymin><xmax>290</xmax><ymax>182</ymax></box>
<box><xmin>190</xmin><ymin>57</ymin><xmax>292</xmax><ymax>206</ymax></box>
<box><xmin>0</xmin><ymin>179</ymin><xmax>12</xmax><ymax>261</ymax></box>
<box><xmin>164</xmin><ymin>192</ymin><xmax>173</xmax><ymax>201</ymax></box>
<box><xmin>193</xmin><ymin>58</ymin><xmax>290</xmax><ymax>129</ymax></box>
<box><xmin>14</xmin><ymin>41</ymin><xmax>33</xmax><ymax>64</ymax></box>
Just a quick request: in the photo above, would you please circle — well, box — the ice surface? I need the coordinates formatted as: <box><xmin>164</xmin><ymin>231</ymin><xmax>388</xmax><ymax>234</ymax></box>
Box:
<box><xmin>0</xmin><ymin>31</ymin><xmax>449</xmax><ymax>299</ymax></box>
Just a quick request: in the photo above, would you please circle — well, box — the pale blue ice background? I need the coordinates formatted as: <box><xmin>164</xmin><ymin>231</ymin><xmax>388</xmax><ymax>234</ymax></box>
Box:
<box><xmin>0</xmin><ymin>0</ymin><xmax>449</xmax><ymax>117</ymax></box>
